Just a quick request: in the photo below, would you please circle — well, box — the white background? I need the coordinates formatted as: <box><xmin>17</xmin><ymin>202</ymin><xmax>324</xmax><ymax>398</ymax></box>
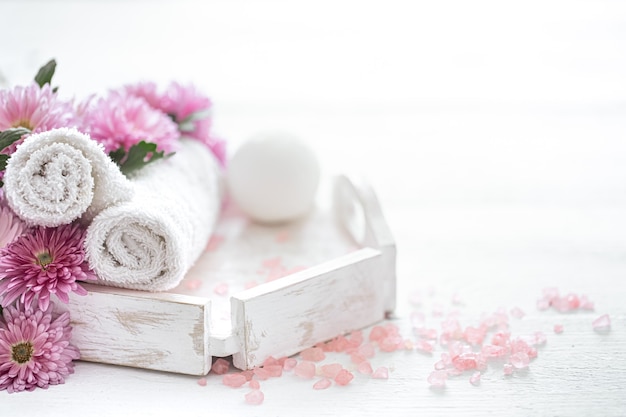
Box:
<box><xmin>1</xmin><ymin>0</ymin><xmax>625</xmax><ymax>415</ymax></box>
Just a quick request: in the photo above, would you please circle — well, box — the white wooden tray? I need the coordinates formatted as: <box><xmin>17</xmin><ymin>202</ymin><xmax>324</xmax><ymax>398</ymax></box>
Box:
<box><xmin>56</xmin><ymin>175</ymin><xmax>396</xmax><ymax>375</ymax></box>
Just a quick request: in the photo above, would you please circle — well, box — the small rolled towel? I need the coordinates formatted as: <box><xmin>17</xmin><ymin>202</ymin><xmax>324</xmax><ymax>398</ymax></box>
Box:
<box><xmin>4</xmin><ymin>127</ymin><xmax>134</xmax><ymax>227</ymax></box>
<box><xmin>85</xmin><ymin>139</ymin><xmax>222</xmax><ymax>291</ymax></box>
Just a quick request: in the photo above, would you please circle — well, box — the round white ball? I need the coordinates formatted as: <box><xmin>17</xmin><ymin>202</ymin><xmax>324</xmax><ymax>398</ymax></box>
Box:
<box><xmin>227</xmin><ymin>132</ymin><xmax>321</xmax><ymax>224</ymax></box>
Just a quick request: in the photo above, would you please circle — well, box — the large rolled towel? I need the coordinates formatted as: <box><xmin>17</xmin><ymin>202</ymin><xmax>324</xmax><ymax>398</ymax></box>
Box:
<box><xmin>4</xmin><ymin>127</ymin><xmax>134</xmax><ymax>227</ymax></box>
<box><xmin>85</xmin><ymin>139</ymin><xmax>222</xmax><ymax>291</ymax></box>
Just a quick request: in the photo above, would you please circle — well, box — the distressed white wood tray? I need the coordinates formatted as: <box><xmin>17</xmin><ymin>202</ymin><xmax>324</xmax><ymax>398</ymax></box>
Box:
<box><xmin>57</xmin><ymin>175</ymin><xmax>396</xmax><ymax>375</ymax></box>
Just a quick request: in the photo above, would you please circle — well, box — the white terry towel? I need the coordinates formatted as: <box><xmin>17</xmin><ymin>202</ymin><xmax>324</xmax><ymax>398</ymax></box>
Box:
<box><xmin>4</xmin><ymin>127</ymin><xmax>134</xmax><ymax>227</ymax></box>
<box><xmin>85</xmin><ymin>139</ymin><xmax>222</xmax><ymax>291</ymax></box>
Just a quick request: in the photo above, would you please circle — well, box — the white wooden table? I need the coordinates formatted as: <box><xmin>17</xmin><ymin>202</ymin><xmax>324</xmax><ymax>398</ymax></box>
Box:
<box><xmin>1</xmin><ymin>1</ymin><xmax>625</xmax><ymax>415</ymax></box>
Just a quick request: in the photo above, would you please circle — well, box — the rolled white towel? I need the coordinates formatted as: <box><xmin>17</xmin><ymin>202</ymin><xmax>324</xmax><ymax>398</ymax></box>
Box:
<box><xmin>85</xmin><ymin>139</ymin><xmax>222</xmax><ymax>291</ymax></box>
<box><xmin>4</xmin><ymin>127</ymin><xmax>134</xmax><ymax>227</ymax></box>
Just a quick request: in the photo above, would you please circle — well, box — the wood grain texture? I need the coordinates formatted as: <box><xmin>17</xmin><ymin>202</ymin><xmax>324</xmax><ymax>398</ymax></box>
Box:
<box><xmin>231</xmin><ymin>247</ymin><xmax>385</xmax><ymax>369</ymax></box>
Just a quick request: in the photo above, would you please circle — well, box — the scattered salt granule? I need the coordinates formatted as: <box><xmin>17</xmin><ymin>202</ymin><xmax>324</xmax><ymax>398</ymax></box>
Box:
<box><xmin>372</xmin><ymin>367</ymin><xmax>389</xmax><ymax>379</ymax></box>
<box><xmin>321</xmin><ymin>363</ymin><xmax>343</xmax><ymax>378</ymax></box>
<box><xmin>592</xmin><ymin>314</ymin><xmax>611</xmax><ymax>331</ymax></box>
<box><xmin>283</xmin><ymin>358</ymin><xmax>297</xmax><ymax>371</ymax></box>
<box><xmin>264</xmin><ymin>365</ymin><xmax>283</xmax><ymax>378</ymax></box>
<box><xmin>554</xmin><ymin>324</ymin><xmax>564</xmax><ymax>334</ymax></box>
<box><xmin>211</xmin><ymin>358</ymin><xmax>230</xmax><ymax>375</ymax></box>
<box><xmin>334</xmin><ymin>369</ymin><xmax>354</xmax><ymax>386</ymax></box>
<box><xmin>253</xmin><ymin>367</ymin><xmax>271</xmax><ymax>380</ymax></box>
<box><xmin>415</xmin><ymin>339</ymin><xmax>435</xmax><ymax>354</ymax></box>
<box><xmin>358</xmin><ymin>343</ymin><xmax>376</xmax><ymax>358</ymax></box>
<box><xmin>510</xmin><ymin>352</ymin><xmax>530</xmax><ymax>369</ymax></box>
<box><xmin>300</xmin><ymin>347</ymin><xmax>326</xmax><ymax>362</ymax></box>
<box><xmin>469</xmin><ymin>372</ymin><xmax>481</xmax><ymax>386</ymax></box>
<box><xmin>537</xmin><ymin>288</ymin><xmax>593</xmax><ymax>313</ymax></box>
<box><xmin>213</xmin><ymin>282</ymin><xmax>229</xmax><ymax>296</ymax></box>
<box><xmin>369</xmin><ymin>325</ymin><xmax>387</xmax><ymax>342</ymax></box>
<box><xmin>245</xmin><ymin>390</ymin><xmax>264</xmax><ymax>405</ymax></box>
<box><xmin>294</xmin><ymin>361</ymin><xmax>316</xmax><ymax>379</ymax></box>
<box><xmin>197</xmin><ymin>377</ymin><xmax>207</xmax><ymax>387</ymax></box>
<box><xmin>503</xmin><ymin>364</ymin><xmax>514</xmax><ymax>376</ymax></box>
<box><xmin>427</xmin><ymin>370</ymin><xmax>447</xmax><ymax>387</ymax></box>
<box><xmin>452</xmin><ymin>352</ymin><xmax>479</xmax><ymax>371</ymax></box>
<box><xmin>249</xmin><ymin>379</ymin><xmax>260</xmax><ymax>390</ymax></box>
<box><xmin>357</xmin><ymin>361</ymin><xmax>373</xmax><ymax>375</ymax></box>
<box><xmin>222</xmin><ymin>373</ymin><xmax>247</xmax><ymax>388</ymax></box>
<box><xmin>313</xmin><ymin>378</ymin><xmax>332</xmax><ymax>390</ymax></box>
<box><xmin>510</xmin><ymin>307</ymin><xmax>525</xmax><ymax>319</ymax></box>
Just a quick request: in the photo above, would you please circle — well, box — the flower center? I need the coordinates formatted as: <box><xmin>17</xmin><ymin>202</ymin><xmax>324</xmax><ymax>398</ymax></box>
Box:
<box><xmin>11</xmin><ymin>119</ymin><xmax>34</xmax><ymax>131</ymax></box>
<box><xmin>35</xmin><ymin>250</ymin><xmax>53</xmax><ymax>269</ymax></box>
<box><xmin>11</xmin><ymin>341</ymin><xmax>34</xmax><ymax>364</ymax></box>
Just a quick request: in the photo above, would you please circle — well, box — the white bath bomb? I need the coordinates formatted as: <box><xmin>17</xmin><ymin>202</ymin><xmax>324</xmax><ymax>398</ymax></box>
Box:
<box><xmin>227</xmin><ymin>132</ymin><xmax>320</xmax><ymax>223</ymax></box>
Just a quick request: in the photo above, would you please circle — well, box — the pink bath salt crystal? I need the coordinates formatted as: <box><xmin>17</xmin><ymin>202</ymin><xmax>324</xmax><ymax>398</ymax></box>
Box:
<box><xmin>245</xmin><ymin>390</ymin><xmax>264</xmax><ymax>405</ymax></box>
<box><xmin>580</xmin><ymin>295</ymin><xmax>594</xmax><ymax>310</ymax></box>
<box><xmin>240</xmin><ymin>370</ymin><xmax>255</xmax><ymax>381</ymax></box>
<box><xmin>481</xmin><ymin>344</ymin><xmax>508</xmax><ymax>359</ymax></box>
<box><xmin>350</xmin><ymin>352</ymin><xmax>367</xmax><ymax>364</ymax></box>
<box><xmin>404</xmin><ymin>339</ymin><xmax>415</xmax><ymax>350</ymax></box>
<box><xmin>491</xmin><ymin>331</ymin><xmax>511</xmax><ymax>347</ymax></box>
<box><xmin>331</xmin><ymin>335</ymin><xmax>350</xmax><ymax>352</ymax></box>
<box><xmin>301</xmin><ymin>347</ymin><xmax>326</xmax><ymax>362</ymax></box>
<box><xmin>554</xmin><ymin>324</ymin><xmax>564</xmax><ymax>334</ymax></box>
<box><xmin>469</xmin><ymin>372</ymin><xmax>481</xmax><ymax>386</ymax></box>
<box><xmin>369</xmin><ymin>325</ymin><xmax>387</xmax><ymax>342</ymax></box>
<box><xmin>283</xmin><ymin>358</ymin><xmax>298</xmax><ymax>371</ymax></box>
<box><xmin>313</xmin><ymin>378</ymin><xmax>332</xmax><ymax>390</ymax></box>
<box><xmin>510</xmin><ymin>352</ymin><xmax>530</xmax><ymax>369</ymax></box>
<box><xmin>441</xmin><ymin>352</ymin><xmax>452</xmax><ymax>366</ymax></box>
<box><xmin>213</xmin><ymin>282</ymin><xmax>229</xmax><ymax>296</ymax></box>
<box><xmin>380</xmin><ymin>336</ymin><xmax>403</xmax><ymax>352</ymax></box>
<box><xmin>262</xmin><ymin>356</ymin><xmax>280</xmax><ymax>367</ymax></box>
<box><xmin>385</xmin><ymin>322</ymin><xmax>401</xmax><ymax>336</ymax></box>
<box><xmin>536</xmin><ymin>299</ymin><xmax>550</xmax><ymax>311</ymax></box>
<box><xmin>223</xmin><ymin>373</ymin><xmax>247</xmax><ymax>388</ymax></box>
<box><xmin>415</xmin><ymin>339</ymin><xmax>435</xmax><ymax>353</ymax></box>
<box><xmin>205</xmin><ymin>234</ymin><xmax>224</xmax><ymax>251</ymax></box>
<box><xmin>334</xmin><ymin>369</ymin><xmax>354</xmax><ymax>386</ymax></box>
<box><xmin>358</xmin><ymin>343</ymin><xmax>376</xmax><ymax>358</ymax></box>
<box><xmin>197</xmin><ymin>377</ymin><xmax>207</xmax><ymax>387</ymax></box>
<box><xmin>542</xmin><ymin>287</ymin><xmax>560</xmax><ymax>301</ymax></box>
<box><xmin>533</xmin><ymin>331</ymin><xmax>547</xmax><ymax>346</ymax></box>
<box><xmin>441</xmin><ymin>319</ymin><xmax>462</xmax><ymax>339</ymax></box>
<box><xmin>510</xmin><ymin>307</ymin><xmax>525</xmax><ymax>319</ymax></box>
<box><xmin>509</xmin><ymin>338</ymin><xmax>531</xmax><ymax>355</ymax></box>
<box><xmin>184</xmin><ymin>279</ymin><xmax>203</xmax><ymax>290</ymax></box>
<box><xmin>372</xmin><ymin>366</ymin><xmax>389</xmax><ymax>379</ymax></box>
<box><xmin>527</xmin><ymin>347</ymin><xmax>538</xmax><ymax>359</ymax></box>
<box><xmin>564</xmin><ymin>293</ymin><xmax>581</xmax><ymax>310</ymax></box>
<box><xmin>321</xmin><ymin>363</ymin><xmax>343</xmax><ymax>378</ymax></box>
<box><xmin>253</xmin><ymin>367</ymin><xmax>271</xmax><ymax>380</ymax></box>
<box><xmin>503</xmin><ymin>364</ymin><xmax>514</xmax><ymax>376</ymax></box>
<box><xmin>265</xmin><ymin>365</ymin><xmax>283</xmax><ymax>378</ymax></box>
<box><xmin>211</xmin><ymin>358</ymin><xmax>231</xmax><ymax>375</ymax></box>
<box><xmin>357</xmin><ymin>361</ymin><xmax>373</xmax><ymax>375</ymax></box>
<box><xmin>294</xmin><ymin>361</ymin><xmax>316</xmax><ymax>379</ymax></box>
<box><xmin>452</xmin><ymin>353</ymin><xmax>478</xmax><ymax>371</ymax></box>
<box><xmin>463</xmin><ymin>326</ymin><xmax>486</xmax><ymax>346</ymax></box>
<box><xmin>434</xmin><ymin>360</ymin><xmax>446</xmax><ymax>370</ymax></box>
<box><xmin>348</xmin><ymin>330</ymin><xmax>364</xmax><ymax>347</ymax></box>
<box><xmin>427</xmin><ymin>370</ymin><xmax>447</xmax><ymax>387</ymax></box>
<box><xmin>249</xmin><ymin>379</ymin><xmax>261</xmax><ymax>389</ymax></box>
<box><xmin>592</xmin><ymin>314</ymin><xmax>611</xmax><ymax>331</ymax></box>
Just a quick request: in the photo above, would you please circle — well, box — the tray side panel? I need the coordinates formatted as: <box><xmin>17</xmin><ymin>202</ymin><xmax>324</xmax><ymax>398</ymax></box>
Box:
<box><xmin>57</xmin><ymin>289</ymin><xmax>211</xmax><ymax>375</ymax></box>
<box><xmin>231</xmin><ymin>248</ymin><xmax>385</xmax><ymax>369</ymax></box>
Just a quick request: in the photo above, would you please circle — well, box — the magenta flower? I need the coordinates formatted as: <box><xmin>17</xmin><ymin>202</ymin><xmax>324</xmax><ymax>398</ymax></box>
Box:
<box><xmin>0</xmin><ymin>223</ymin><xmax>96</xmax><ymax>311</ymax></box>
<box><xmin>80</xmin><ymin>91</ymin><xmax>179</xmax><ymax>153</ymax></box>
<box><xmin>0</xmin><ymin>83</ymin><xmax>76</xmax><ymax>154</ymax></box>
<box><xmin>0</xmin><ymin>302</ymin><xmax>79</xmax><ymax>393</ymax></box>
<box><xmin>125</xmin><ymin>81</ymin><xmax>226</xmax><ymax>166</ymax></box>
<box><xmin>0</xmin><ymin>203</ymin><xmax>26</xmax><ymax>248</ymax></box>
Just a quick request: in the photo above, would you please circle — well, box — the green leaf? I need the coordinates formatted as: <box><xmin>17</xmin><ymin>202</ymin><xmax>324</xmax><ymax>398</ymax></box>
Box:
<box><xmin>109</xmin><ymin>141</ymin><xmax>167</xmax><ymax>177</ymax></box>
<box><xmin>0</xmin><ymin>127</ymin><xmax>30</xmax><ymax>152</ymax></box>
<box><xmin>0</xmin><ymin>154</ymin><xmax>9</xmax><ymax>171</ymax></box>
<box><xmin>34</xmin><ymin>59</ymin><xmax>57</xmax><ymax>87</ymax></box>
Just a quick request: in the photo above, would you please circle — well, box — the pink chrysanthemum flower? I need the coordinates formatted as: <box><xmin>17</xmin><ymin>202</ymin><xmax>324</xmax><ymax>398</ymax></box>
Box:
<box><xmin>0</xmin><ymin>83</ymin><xmax>76</xmax><ymax>154</ymax></box>
<box><xmin>80</xmin><ymin>91</ymin><xmax>179</xmax><ymax>153</ymax></box>
<box><xmin>0</xmin><ymin>203</ymin><xmax>26</xmax><ymax>248</ymax></box>
<box><xmin>0</xmin><ymin>223</ymin><xmax>96</xmax><ymax>311</ymax></box>
<box><xmin>0</xmin><ymin>302</ymin><xmax>79</xmax><ymax>393</ymax></box>
<box><xmin>125</xmin><ymin>81</ymin><xmax>226</xmax><ymax>167</ymax></box>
